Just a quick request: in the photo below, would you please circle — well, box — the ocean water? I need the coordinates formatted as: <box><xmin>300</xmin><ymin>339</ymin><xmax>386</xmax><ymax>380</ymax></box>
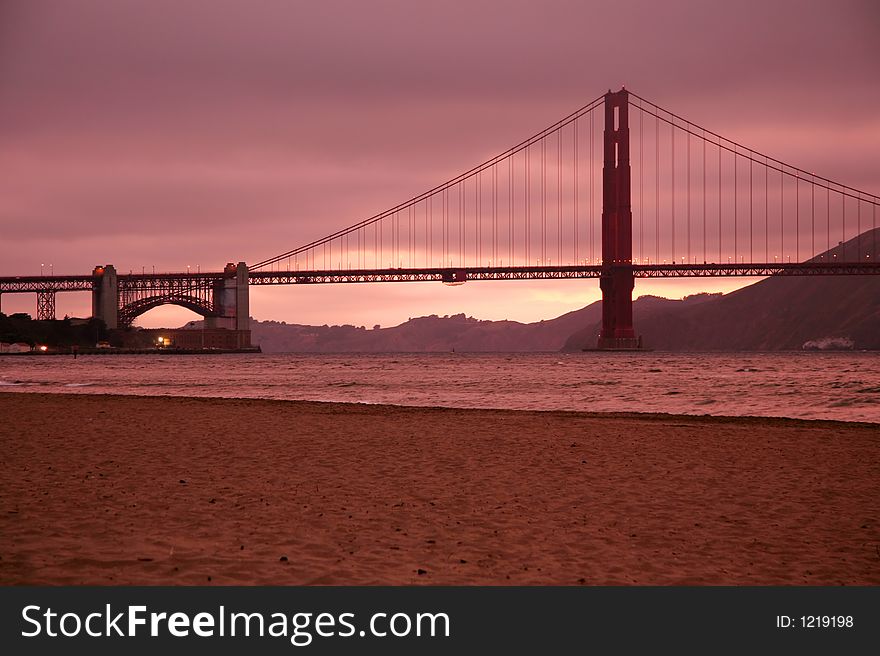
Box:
<box><xmin>1</xmin><ymin>352</ymin><xmax>878</xmax><ymax>423</ymax></box>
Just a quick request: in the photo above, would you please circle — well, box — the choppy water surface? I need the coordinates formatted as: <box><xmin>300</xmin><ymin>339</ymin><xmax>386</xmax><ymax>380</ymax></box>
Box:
<box><xmin>1</xmin><ymin>352</ymin><xmax>878</xmax><ymax>423</ymax></box>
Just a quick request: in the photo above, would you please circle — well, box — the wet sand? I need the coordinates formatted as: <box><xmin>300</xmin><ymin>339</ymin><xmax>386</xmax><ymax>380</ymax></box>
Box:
<box><xmin>1</xmin><ymin>392</ymin><xmax>878</xmax><ymax>585</ymax></box>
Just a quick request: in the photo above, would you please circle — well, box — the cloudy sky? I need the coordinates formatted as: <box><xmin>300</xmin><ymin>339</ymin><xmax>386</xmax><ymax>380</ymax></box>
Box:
<box><xmin>1</xmin><ymin>0</ymin><xmax>878</xmax><ymax>327</ymax></box>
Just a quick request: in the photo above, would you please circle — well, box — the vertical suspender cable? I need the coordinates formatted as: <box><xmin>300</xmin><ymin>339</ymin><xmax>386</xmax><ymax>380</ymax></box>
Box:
<box><xmin>780</xmin><ymin>168</ymin><xmax>784</xmax><ymax>262</ymax></box>
<box><xmin>541</xmin><ymin>138</ymin><xmax>546</xmax><ymax>263</ymax></box>
<box><xmin>557</xmin><ymin>130</ymin><xmax>562</xmax><ymax>264</ymax></box>
<box><xmin>572</xmin><ymin>119</ymin><xmax>580</xmax><ymax>264</ymax></box>
<box><xmin>873</xmin><ymin>201</ymin><xmax>876</xmax><ymax>260</ymax></box>
<box><xmin>443</xmin><ymin>187</ymin><xmax>448</xmax><ymax>266</ymax></box>
<box><xmin>811</xmin><ymin>177</ymin><xmax>815</xmax><ymax>259</ymax></box>
<box><xmin>857</xmin><ymin>195</ymin><xmax>861</xmax><ymax>260</ymax></box>
<box><xmin>686</xmin><ymin>125</ymin><xmax>690</xmax><ymax>263</ymax></box>
<box><xmin>671</xmin><ymin>119</ymin><xmax>675</xmax><ymax>263</ymax></box>
<box><xmin>826</xmin><ymin>187</ymin><xmax>830</xmax><ymax>257</ymax></box>
<box><xmin>478</xmin><ymin>170</ymin><xmax>483</xmax><ymax>266</ymax></box>
<box><xmin>765</xmin><ymin>158</ymin><xmax>768</xmax><ymax>263</ymax></box>
<box><xmin>494</xmin><ymin>163</ymin><xmax>498</xmax><ymax>265</ymax></box>
<box><xmin>459</xmin><ymin>181</ymin><xmax>463</xmax><ymax>266</ymax></box>
<box><xmin>702</xmin><ymin>130</ymin><xmax>706</xmax><ymax>263</ymax></box>
<box><xmin>718</xmin><ymin>138</ymin><xmax>721</xmax><ymax>263</ymax></box>
<box><xmin>639</xmin><ymin>105</ymin><xmax>643</xmax><ymax>263</ymax></box>
<box><xmin>471</xmin><ymin>176</ymin><xmax>475</xmax><ymax>266</ymax></box>
<box><xmin>509</xmin><ymin>154</ymin><xmax>513</xmax><ymax>265</ymax></box>
<box><xmin>749</xmin><ymin>154</ymin><xmax>753</xmax><ymax>263</ymax></box>
<box><xmin>527</xmin><ymin>144</ymin><xmax>531</xmax><ymax>265</ymax></box>
<box><xmin>734</xmin><ymin>146</ymin><xmax>737</xmax><ymax>263</ymax></box>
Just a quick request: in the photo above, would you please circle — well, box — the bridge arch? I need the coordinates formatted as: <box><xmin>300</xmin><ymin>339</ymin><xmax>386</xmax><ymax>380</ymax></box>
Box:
<box><xmin>118</xmin><ymin>293</ymin><xmax>218</xmax><ymax>328</ymax></box>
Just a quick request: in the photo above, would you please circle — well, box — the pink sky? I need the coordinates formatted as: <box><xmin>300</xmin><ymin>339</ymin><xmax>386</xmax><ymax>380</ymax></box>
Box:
<box><xmin>1</xmin><ymin>0</ymin><xmax>878</xmax><ymax>328</ymax></box>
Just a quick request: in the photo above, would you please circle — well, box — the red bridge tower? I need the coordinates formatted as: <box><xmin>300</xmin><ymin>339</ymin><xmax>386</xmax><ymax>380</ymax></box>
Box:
<box><xmin>598</xmin><ymin>89</ymin><xmax>641</xmax><ymax>350</ymax></box>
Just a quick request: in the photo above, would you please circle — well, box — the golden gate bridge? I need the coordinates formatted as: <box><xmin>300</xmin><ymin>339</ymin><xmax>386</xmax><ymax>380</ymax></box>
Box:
<box><xmin>2</xmin><ymin>89</ymin><xmax>879</xmax><ymax>349</ymax></box>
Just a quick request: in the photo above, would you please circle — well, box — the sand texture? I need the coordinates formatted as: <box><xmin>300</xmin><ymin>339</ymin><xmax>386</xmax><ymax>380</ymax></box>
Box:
<box><xmin>1</xmin><ymin>392</ymin><xmax>878</xmax><ymax>585</ymax></box>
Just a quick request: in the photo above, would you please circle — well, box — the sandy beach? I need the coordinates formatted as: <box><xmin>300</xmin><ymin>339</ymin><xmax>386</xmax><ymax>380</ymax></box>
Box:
<box><xmin>0</xmin><ymin>392</ymin><xmax>877</xmax><ymax>585</ymax></box>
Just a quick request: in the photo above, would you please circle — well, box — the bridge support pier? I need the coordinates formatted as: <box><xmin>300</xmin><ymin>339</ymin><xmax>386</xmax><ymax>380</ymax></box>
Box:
<box><xmin>92</xmin><ymin>264</ymin><xmax>118</xmax><ymax>329</ymax></box>
<box><xmin>206</xmin><ymin>262</ymin><xmax>249</xmax><ymax>333</ymax></box>
<box><xmin>598</xmin><ymin>269</ymin><xmax>639</xmax><ymax>349</ymax></box>
<box><xmin>597</xmin><ymin>88</ymin><xmax>641</xmax><ymax>350</ymax></box>
<box><xmin>202</xmin><ymin>262</ymin><xmax>251</xmax><ymax>348</ymax></box>
<box><xmin>36</xmin><ymin>291</ymin><xmax>56</xmax><ymax>321</ymax></box>
<box><xmin>90</xmin><ymin>262</ymin><xmax>250</xmax><ymax>348</ymax></box>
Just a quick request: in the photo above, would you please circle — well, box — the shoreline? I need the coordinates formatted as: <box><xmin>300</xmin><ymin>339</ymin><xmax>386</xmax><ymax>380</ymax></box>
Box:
<box><xmin>0</xmin><ymin>347</ymin><xmax>261</xmax><ymax>356</ymax></box>
<box><xmin>1</xmin><ymin>389</ymin><xmax>878</xmax><ymax>427</ymax></box>
<box><xmin>2</xmin><ymin>392</ymin><xmax>878</xmax><ymax>585</ymax></box>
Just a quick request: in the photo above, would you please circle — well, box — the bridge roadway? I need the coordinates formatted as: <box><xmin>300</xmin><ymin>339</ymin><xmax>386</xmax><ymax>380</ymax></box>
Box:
<box><xmin>247</xmin><ymin>261</ymin><xmax>880</xmax><ymax>284</ymax></box>
<box><xmin>2</xmin><ymin>260</ymin><xmax>880</xmax><ymax>294</ymax></box>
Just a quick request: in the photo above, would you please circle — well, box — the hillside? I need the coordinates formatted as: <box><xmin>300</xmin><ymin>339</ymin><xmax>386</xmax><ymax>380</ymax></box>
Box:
<box><xmin>563</xmin><ymin>228</ymin><xmax>880</xmax><ymax>351</ymax></box>
<box><xmin>251</xmin><ymin>306</ymin><xmax>601</xmax><ymax>353</ymax></box>
<box><xmin>248</xmin><ymin>295</ymin><xmax>722</xmax><ymax>353</ymax></box>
